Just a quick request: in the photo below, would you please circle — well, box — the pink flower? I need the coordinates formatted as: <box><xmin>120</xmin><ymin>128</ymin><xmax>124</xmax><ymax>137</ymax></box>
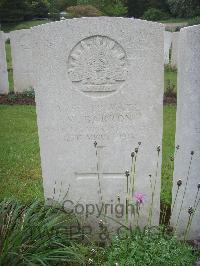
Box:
<box><xmin>134</xmin><ymin>192</ymin><xmax>145</xmax><ymax>204</ymax></box>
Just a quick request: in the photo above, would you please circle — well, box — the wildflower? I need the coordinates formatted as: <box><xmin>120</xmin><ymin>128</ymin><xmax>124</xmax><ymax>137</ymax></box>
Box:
<box><xmin>188</xmin><ymin>206</ymin><xmax>194</xmax><ymax>215</ymax></box>
<box><xmin>135</xmin><ymin>192</ymin><xmax>145</xmax><ymax>204</ymax></box>
<box><xmin>99</xmin><ymin>219</ymin><xmax>104</xmax><ymax>228</ymax></box>
<box><xmin>88</xmin><ymin>258</ymin><xmax>93</xmax><ymax>264</ymax></box>
<box><xmin>125</xmin><ymin>170</ymin><xmax>130</xmax><ymax>177</ymax></box>
<box><xmin>115</xmin><ymin>236</ymin><xmax>119</xmax><ymax>241</ymax></box>
<box><xmin>177</xmin><ymin>179</ymin><xmax>182</xmax><ymax>187</ymax></box>
<box><xmin>91</xmin><ymin>248</ymin><xmax>96</xmax><ymax>254</ymax></box>
<box><xmin>94</xmin><ymin>141</ymin><xmax>97</xmax><ymax>147</ymax></box>
<box><xmin>131</xmin><ymin>152</ymin><xmax>135</xmax><ymax>158</ymax></box>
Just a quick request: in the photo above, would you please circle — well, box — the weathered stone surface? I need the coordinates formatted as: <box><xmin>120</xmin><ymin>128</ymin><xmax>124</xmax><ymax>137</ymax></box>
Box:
<box><xmin>0</xmin><ymin>31</ymin><xmax>9</xmax><ymax>94</ymax></box>
<box><xmin>10</xmin><ymin>29</ymin><xmax>33</xmax><ymax>93</ymax></box>
<box><xmin>171</xmin><ymin>25</ymin><xmax>200</xmax><ymax>239</ymax></box>
<box><xmin>164</xmin><ymin>31</ymin><xmax>172</xmax><ymax>65</ymax></box>
<box><xmin>171</xmin><ymin>32</ymin><xmax>179</xmax><ymax>68</ymax></box>
<box><xmin>31</xmin><ymin>17</ymin><xmax>164</xmax><ymax>233</ymax></box>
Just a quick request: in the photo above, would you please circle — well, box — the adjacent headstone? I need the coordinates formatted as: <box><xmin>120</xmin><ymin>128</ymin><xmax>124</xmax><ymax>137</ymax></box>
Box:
<box><xmin>171</xmin><ymin>25</ymin><xmax>200</xmax><ymax>239</ymax></box>
<box><xmin>0</xmin><ymin>31</ymin><xmax>9</xmax><ymax>94</ymax></box>
<box><xmin>31</xmin><ymin>17</ymin><xmax>164</xmax><ymax>233</ymax></box>
<box><xmin>164</xmin><ymin>31</ymin><xmax>172</xmax><ymax>65</ymax></box>
<box><xmin>10</xmin><ymin>29</ymin><xmax>33</xmax><ymax>93</ymax></box>
<box><xmin>171</xmin><ymin>32</ymin><xmax>179</xmax><ymax>68</ymax></box>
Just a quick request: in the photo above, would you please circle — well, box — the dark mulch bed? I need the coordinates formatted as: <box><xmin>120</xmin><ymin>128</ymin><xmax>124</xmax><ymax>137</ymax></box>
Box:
<box><xmin>0</xmin><ymin>94</ymin><xmax>35</xmax><ymax>105</ymax></box>
<box><xmin>164</xmin><ymin>92</ymin><xmax>177</xmax><ymax>105</ymax></box>
<box><xmin>0</xmin><ymin>94</ymin><xmax>176</xmax><ymax>106</ymax></box>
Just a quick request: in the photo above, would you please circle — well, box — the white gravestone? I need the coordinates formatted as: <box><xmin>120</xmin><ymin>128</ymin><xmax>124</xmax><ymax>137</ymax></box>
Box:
<box><xmin>0</xmin><ymin>31</ymin><xmax>9</xmax><ymax>94</ymax></box>
<box><xmin>171</xmin><ymin>25</ymin><xmax>200</xmax><ymax>239</ymax></box>
<box><xmin>10</xmin><ymin>29</ymin><xmax>33</xmax><ymax>93</ymax></box>
<box><xmin>31</xmin><ymin>17</ymin><xmax>164</xmax><ymax>231</ymax></box>
<box><xmin>164</xmin><ymin>31</ymin><xmax>172</xmax><ymax>65</ymax></box>
<box><xmin>171</xmin><ymin>32</ymin><xmax>179</xmax><ymax>68</ymax></box>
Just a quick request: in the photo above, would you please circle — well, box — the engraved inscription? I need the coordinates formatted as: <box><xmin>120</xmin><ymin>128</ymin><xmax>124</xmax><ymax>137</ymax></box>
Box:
<box><xmin>68</xmin><ymin>35</ymin><xmax>128</xmax><ymax>96</ymax></box>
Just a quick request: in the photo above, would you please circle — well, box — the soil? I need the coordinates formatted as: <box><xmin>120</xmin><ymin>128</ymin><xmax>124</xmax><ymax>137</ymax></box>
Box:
<box><xmin>164</xmin><ymin>95</ymin><xmax>177</xmax><ymax>105</ymax></box>
<box><xmin>0</xmin><ymin>94</ymin><xmax>35</xmax><ymax>105</ymax></box>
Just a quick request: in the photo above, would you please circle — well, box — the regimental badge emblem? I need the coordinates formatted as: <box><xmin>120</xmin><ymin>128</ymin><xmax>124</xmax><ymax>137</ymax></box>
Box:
<box><xmin>68</xmin><ymin>35</ymin><xmax>128</xmax><ymax>97</ymax></box>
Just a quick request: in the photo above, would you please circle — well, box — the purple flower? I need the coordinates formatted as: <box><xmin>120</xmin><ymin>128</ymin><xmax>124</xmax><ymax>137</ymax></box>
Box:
<box><xmin>134</xmin><ymin>192</ymin><xmax>145</xmax><ymax>204</ymax></box>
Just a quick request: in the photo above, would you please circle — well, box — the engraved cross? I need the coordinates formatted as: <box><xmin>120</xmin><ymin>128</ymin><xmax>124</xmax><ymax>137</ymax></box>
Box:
<box><xmin>75</xmin><ymin>142</ymin><xmax>125</xmax><ymax>202</ymax></box>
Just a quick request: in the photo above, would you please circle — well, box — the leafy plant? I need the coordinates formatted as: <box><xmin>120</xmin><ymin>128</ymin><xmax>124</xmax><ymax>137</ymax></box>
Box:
<box><xmin>22</xmin><ymin>88</ymin><xmax>35</xmax><ymax>99</ymax></box>
<box><xmin>0</xmin><ymin>198</ymin><xmax>86</xmax><ymax>265</ymax></box>
<box><xmin>7</xmin><ymin>92</ymin><xmax>17</xmax><ymax>101</ymax></box>
<box><xmin>188</xmin><ymin>16</ymin><xmax>200</xmax><ymax>26</ymax></box>
<box><xmin>103</xmin><ymin>227</ymin><xmax>199</xmax><ymax>266</ymax></box>
<box><xmin>67</xmin><ymin>5</ymin><xmax>103</xmax><ymax>17</ymax></box>
<box><xmin>143</xmin><ymin>7</ymin><xmax>169</xmax><ymax>21</ymax></box>
<box><xmin>48</xmin><ymin>0</ymin><xmax>60</xmax><ymax>21</ymax></box>
<box><xmin>167</xmin><ymin>0</ymin><xmax>200</xmax><ymax>18</ymax></box>
<box><xmin>103</xmin><ymin>0</ymin><xmax>127</xmax><ymax>17</ymax></box>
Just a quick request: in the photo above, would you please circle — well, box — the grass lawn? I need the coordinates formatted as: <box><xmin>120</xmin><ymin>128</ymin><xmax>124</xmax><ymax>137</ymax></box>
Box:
<box><xmin>164</xmin><ymin>66</ymin><xmax>177</xmax><ymax>92</ymax></box>
<box><xmin>0</xmin><ymin>105</ymin><xmax>43</xmax><ymax>203</ymax></box>
<box><xmin>0</xmin><ymin>104</ymin><xmax>176</xmax><ymax>205</ymax></box>
<box><xmin>159</xmin><ymin>18</ymin><xmax>188</xmax><ymax>23</ymax></box>
<box><xmin>162</xmin><ymin>105</ymin><xmax>176</xmax><ymax>204</ymax></box>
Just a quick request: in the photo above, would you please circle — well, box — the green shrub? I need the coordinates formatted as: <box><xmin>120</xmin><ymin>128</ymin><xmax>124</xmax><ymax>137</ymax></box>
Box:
<box><xmin>22</xmin><ymin>88</ymin><xmax>35</xmax><ymax>99</ymax></box>
<box><xmin>188</xmin><ymin>16</ymin><xmax>200</xmax><ymax>26</ymax></box>
<box><xmin>57</xmin><ymin>0</ymin><xmax>77</xmax><ymax>11</ymax></box>
<box><xmin>67</xmin><ymin>5</ymin><xmax>103</xmax><ymax>17</ymax></box>
<box><xmin>0</xmin><ymin>0</ymin><xmax>49</xmax><ymax>22</ymax></box>
<box><xmin>103</xmin><ymin>1</ymin><xmax>128</xmax><ymax>17</ymax></box>
<box><xmin>103</xmin><ymin>227</ymin><xmax>199</xmax><ymax>266</ymax></box>
<box><xmin>143</xmin><ymin>8</ymin><xmax>169</xmax><ymax>21</ymax></box>
<box><xmin>24</xmin><ymin>0</ymin><xmax>49</xmax><ymax>20</ymax></box>
<box><xmin>0</xmin><ymin>199</ymin><xmax>85</xmax><ymax>265</ymax></box>
<box><xmin>7</xmin><ymin>92</ymin><xmax>16</xmax><ymax>101</ymax></box>
<box><xmin>167</xmin><ymin>0</ymin><xmax>200</xmax><ymax>18</ymax></box>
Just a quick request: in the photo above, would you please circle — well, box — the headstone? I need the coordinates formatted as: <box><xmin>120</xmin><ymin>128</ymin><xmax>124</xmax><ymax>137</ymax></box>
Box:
<box><xmin>164</xmin><ymin>31</ymin><xmax>172</xmax><ymax>65</ymax></box>
<box><xmin>171</xmin><ymin>25</ymin><xmax>200</xmax><ymax>239</ymax></box>
<box><xmin>0</xmin><ymin>31</ymin><xmax>9</xmax><ymax>94</ymax></box>
<box><xmin>31</xmin><ymin>17</ymin><xmax>164</xmax><ymax>233</ymax></box>
<box><xmin>10</xmin><ymin>29</ymin><xmax>33</xmax><ymax>93</ymax></box>
<box><xmin>171</xmin><ymin>32</ymin><xmax>179</xmax><ymax>68</ymax></box>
